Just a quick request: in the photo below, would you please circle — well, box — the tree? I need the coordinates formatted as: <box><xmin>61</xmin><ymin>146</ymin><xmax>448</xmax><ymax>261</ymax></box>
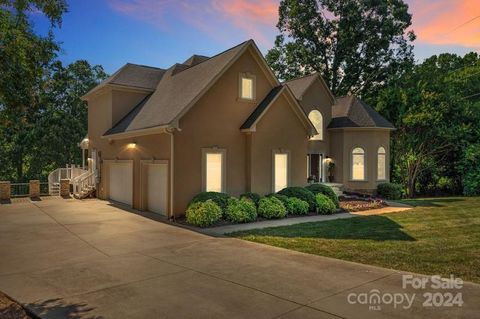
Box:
<box><xmin>0</xmin><ymin>1</ymin><xmax>107</xmax><ymax>182</ymax></box>
<box><xmin>266</xmin><ymin>0</ymin><xmax>415</xmax><ymax>97</ymax></box>
<box><xmin>28</xmin><ymin>60</ymin><xmax>107</xmax><ymax>178</ymax></box>
<box><xmin>370</xmin><ymin>53</ymin><xmax>480</xmax><ymax>197</ymax></box>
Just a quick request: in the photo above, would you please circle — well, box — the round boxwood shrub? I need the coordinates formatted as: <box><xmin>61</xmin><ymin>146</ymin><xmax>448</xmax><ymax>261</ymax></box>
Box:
<box><xmin>285</xmin><ymin>197</ymin><xmax>309</xmax><ymax>215</ymax></box>
<box><xmin>305</xmin><ymin>183</ymin><xmax>339</xmax><ymax>208</ymax></box>
<box><xmin>315</xmin><ymin>193</ymin><xmax>336</xmax><ymax>215</ymax></box>
<box><xmin>186</xmin><ymin>200</ymin><xmax>222</xmax><ymax>227</ymax></box>
<box><xmin>239</xmin><ymin>192</ymin><xmax>261</xmax><ymax>207</ymax></box>
<box><xmin>377</xmin><ymin>183</ymin><xmax>403</xmax><ymax>200</ymax></box>
<box><xmin>225</xmin><ymin>198</ymin><xmax>257</xmax><ymax>223</ymax></box>
<box><xmin>188</xmin><ymin>192</ymin><xmax>230</xmax><ymax>212</ymax></box>
<box><xmin>266</xmin><ymin>193</ymin><xmax>289</xmax><ymax>207</ymax></box>
<box><xmin>277</xmin><ymin>187</ymin><xmax>316</xmax><ymax>211</ymax></box>
<box><xmin>257</xmin><ymin>196</ymin><xmax>287</xmax><ymax>219</ymax></box>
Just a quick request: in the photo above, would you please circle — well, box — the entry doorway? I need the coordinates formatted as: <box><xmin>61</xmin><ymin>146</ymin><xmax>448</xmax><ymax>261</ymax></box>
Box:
<box><xmin>307</xmin><ymin>154</ymin><xmax>323</xmax><ymax>183</ymax></box>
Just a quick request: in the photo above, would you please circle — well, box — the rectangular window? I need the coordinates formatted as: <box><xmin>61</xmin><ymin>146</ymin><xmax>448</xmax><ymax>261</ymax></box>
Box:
<box><xmin>274</xmin><ymin>153</ymin><xmax>288</xmax><ymax>192</ymax></box>
<box><xmin>203</xmin><ymin>149</ymin><xmax>226</xmax><ymax>193</ymax></box>
<box><xmin>241</xmin><ymin>77</ymin><xmax>253</xmax><ymax>99</ymax></box>
<box><xmin>239</xmin><ymin>73</ymin><xmax>256</xmax><ymax>101</ymax></box>
<box><xmin>378</xmin><ymin>154</ymin><xmax>386</xmax><ymax>180</ymax></box>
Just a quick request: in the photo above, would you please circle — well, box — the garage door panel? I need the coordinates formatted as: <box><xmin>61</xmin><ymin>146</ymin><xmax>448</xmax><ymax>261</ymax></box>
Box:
<box><xmin>109</xmin><ymin>163</ymin><xmax>133</xmax><ymax>206</ymax></box>
<box><xmin>147</xmin><ymin>164</ymin><xmax>168</xmax><ymax>215</ymax></box>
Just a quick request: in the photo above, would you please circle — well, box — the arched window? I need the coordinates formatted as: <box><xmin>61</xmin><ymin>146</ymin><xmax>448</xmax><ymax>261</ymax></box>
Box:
<box><xmin>352</xmin><ymin>147</ymin><xmax>365</xmax><ymax>180</ymax></box>
<box><xmin>377</xmin><ymin>147</ymin><xmax>386</xmax><ymax>180</ymax></box>
<box><xmin>308</xmin><ymin>110</ymin><xmax>323</xmax><ymax>140</ymax></box>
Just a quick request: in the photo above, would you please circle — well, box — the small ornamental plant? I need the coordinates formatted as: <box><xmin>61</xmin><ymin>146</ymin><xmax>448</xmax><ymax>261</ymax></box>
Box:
<box><xmin>225</xmin><ymin>198</ymin><xmax>257</xmax><ymax>223</ymax></box>
<box><xmin>239</xmin><ymin>192</ymin><xmax>261</xmax><ymax>207</ymax></box>
<box><xmin>305</xmin><ymin>183</ymin><xmax>340</xmax><ymax>208</ymax></box>
<box><xmin>315</xmin><ymin>193</ymin><xmax>336</xmax><ymax>215</ymax></box>
<box><xmin>186</xmin><ymin>199</ymin><xmax>222</xmax><ymax>227</ymax></box>
<box><xmin>258</xmin><ymin>196</ymin><xmax>287</xmax><ymax>219</ymax></box>
<box><xmin>285</xmin><ymin>197</ymin><xmax>309</xmax><ymax>215</ymax></box>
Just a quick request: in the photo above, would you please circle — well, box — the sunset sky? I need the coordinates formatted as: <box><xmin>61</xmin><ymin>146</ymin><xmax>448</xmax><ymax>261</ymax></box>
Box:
<box><xmin>32</xmin><ymin>0</ymin><xmax>480</xmax><ymax>73</ymax></box>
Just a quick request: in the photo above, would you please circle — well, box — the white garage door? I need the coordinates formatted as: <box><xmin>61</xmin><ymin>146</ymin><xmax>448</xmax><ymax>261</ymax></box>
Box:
<box><xmin>109</xmin><ymin>162</ymin><xmax>133</xmax><ymax>206</ymax></box>
<box><xmin>147</xmin><ymin>164</ymin><xmax>168</xmax><ymax>216</ymax></box>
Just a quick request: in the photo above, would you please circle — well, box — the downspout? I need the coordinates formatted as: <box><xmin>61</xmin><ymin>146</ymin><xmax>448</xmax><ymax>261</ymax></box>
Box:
<box><xmin>165</xmin><ymin>128</ymin><xmax>175</xmax><ymax>220</ymax></box>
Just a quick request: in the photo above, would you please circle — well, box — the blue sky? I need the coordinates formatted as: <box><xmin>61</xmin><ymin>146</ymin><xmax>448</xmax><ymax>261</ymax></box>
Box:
<box><xmin>31</xmin><ymin>0</ymin><xmax>480</xmax><ymax>74</ymax></box>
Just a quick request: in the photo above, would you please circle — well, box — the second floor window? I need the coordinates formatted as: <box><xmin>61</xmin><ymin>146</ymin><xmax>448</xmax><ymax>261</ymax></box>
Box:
<box><xmin>239</xmin><ymin>73</ymin><xmax>255</xmax><ymax>100</ymax></box>
<box><xmin>308</xmin><ymin>110</ymin><xmax>323</xmax><ymax>140</ymax></box>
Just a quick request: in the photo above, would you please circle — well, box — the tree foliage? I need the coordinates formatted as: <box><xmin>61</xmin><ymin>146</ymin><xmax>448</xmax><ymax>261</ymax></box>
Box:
<box><xmin>370</xmin><ymin>53</ymin><xmax>480</xmax><ymax>197</ymax></box>
<box><xmin>0</xmin><ymin>1</ymin><xmax>107</xmax><ymax>182</ymax></box>
<box><xmin>266</xmin><ymin>0</ymin><xmax>415</xmax><ymax>96</ymax></box>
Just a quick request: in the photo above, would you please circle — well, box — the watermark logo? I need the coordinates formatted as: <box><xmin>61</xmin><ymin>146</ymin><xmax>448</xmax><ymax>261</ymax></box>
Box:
<box><xmin>347</xmin><ymin>274</ymin><xmax>464</xmax><ymax>311</ymax></box>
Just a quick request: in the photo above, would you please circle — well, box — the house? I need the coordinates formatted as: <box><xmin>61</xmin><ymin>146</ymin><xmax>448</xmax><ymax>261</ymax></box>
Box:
<box><xmin>81</xmin><ymin>40</ymin><xmax>394</xmax><ymax>218</ymax></box>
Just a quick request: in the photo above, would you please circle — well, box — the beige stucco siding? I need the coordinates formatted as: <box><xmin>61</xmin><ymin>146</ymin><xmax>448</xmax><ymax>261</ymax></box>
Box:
<box><xmin>329</xmin><ymin>130</ymin><xmax>344</xmax><ymax>182</ymax></box>
<box><xmin>329</xmin><ymin>129</ymin><xmax>391</xmax><ymax>193</ymax></box>
<box><xmin>298</xmin><ymin>78</ymin><xmax>334</xmax><ymax>156</ymax></box>
<box><xmin>87</xmin><ymin>89</ymin><xmax>171</xmax><ymax>211</ymax></box>
<box><xmin>173</xmin><ymin>50</ymin><xmax>276</xmax><ymax>215</ymax></box>
<box><xmin>250</xmin><ymin>94</ymin><xmax>309</xmax><ymax>195</ymax></box>
<box><xmin>111</xmin><ymin>89</ymin><xmax>149</xmax><ymax>127</ymax></box>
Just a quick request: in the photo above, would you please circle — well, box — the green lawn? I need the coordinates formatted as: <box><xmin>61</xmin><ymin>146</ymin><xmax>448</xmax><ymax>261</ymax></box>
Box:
<box><xmin>231</xmin><ymin>197</ymin><xmax>480</xmax><ymax>283</ymax></box>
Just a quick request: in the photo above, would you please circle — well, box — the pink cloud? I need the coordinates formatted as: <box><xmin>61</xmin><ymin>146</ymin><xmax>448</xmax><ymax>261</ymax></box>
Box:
<box><xmin>406</xmin><ymin>0</ymin><xmax>480</xmax><ymax>48</ymax></box>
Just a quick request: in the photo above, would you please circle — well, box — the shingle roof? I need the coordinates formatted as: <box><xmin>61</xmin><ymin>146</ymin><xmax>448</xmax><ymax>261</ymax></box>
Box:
<box><xmin>282</xmin><ymin>73</ymin><xmax>318</xmax><ymax>100</ymax></box>
<box><xmin>240</xmin><ymin>86</ymin><xmax>283</xmax><ymax>130</ymax></box>
<box><xmin>183</xmin><ymin>55</ymin><xmax>210</xmax><ymax>66</ymax></box>
<box><xmin>104</xmin><ymin>95</ymin><xmax>152</xmax><ymax>136</ymax></box>
<box><xmin>328</xmin><ymin>96</ymin><xmax>395</xmax><ymax>129</ymax></box>
<box><xmin>104</xmin><ymin>40</ymin><xmax>251</xmax><ymax>136</ymax></box>
<box><xmin>103</xmin><ymin>63</ymin><xmax>165</xmax><ymax>90</ymax></box>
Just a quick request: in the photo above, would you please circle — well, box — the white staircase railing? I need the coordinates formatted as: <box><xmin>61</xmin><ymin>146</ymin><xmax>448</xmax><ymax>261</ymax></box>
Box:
<box><xmin>73</xmin><ymin>171</ymin><xmax>96</xmax><ymax>199</ymax></box>
<box><xmin>48</xmin><ymin>166</ymin><xmax>87</xmax><ymax>195</ymax></box>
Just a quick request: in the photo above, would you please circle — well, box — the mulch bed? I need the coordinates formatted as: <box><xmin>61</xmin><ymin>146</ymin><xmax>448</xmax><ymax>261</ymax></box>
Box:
<box><xmin>339</xmin><ymin>198</ymin><xmax>387</xmax><ymax>212</ymax></box>
<box><xmin>0</xmin><ymin>292</ymin><xmax>32</xmax><ymax>319</ymax></box>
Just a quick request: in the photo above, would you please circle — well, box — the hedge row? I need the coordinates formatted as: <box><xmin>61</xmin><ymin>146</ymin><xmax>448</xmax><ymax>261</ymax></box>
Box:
<box><xmin>185</xmin><ymin>183</ymin><xmax>340</xmax><ymax>227</ymax></box>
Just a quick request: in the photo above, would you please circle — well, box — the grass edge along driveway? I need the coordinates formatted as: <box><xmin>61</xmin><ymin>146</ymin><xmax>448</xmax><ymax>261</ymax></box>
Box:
<box><xmin>231</xmin><ymin>197</ymin><xmax>480</xmax><ymax>283</ymax></box>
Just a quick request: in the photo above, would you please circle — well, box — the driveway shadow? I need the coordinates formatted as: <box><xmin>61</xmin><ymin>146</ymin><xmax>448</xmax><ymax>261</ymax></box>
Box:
<box><xmin>234</xmin><ymin>215</ymin><xmax>415</xmax><ymax>242</ymax></box>
<box><xmin>26</xmin><ymin>298</ymin><xmax>102</xmax><ymax>319</ymax></box>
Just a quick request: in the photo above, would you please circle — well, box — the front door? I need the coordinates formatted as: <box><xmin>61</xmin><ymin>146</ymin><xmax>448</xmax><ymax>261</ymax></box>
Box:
<box><xmin>308</xmin><ymin>154</ymin><xmax>323</xmax><ymax>183</ymax></box>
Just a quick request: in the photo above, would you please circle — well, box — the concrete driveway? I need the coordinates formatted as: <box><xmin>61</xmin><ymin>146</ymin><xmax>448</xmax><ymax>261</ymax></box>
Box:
<box><xmin>0</xmin><ymin>198</ymin><xmax>478</xmax><ymax>319</ymax></box>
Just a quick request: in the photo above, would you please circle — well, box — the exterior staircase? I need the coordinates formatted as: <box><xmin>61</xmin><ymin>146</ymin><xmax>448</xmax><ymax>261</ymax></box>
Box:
<box><xmin>323</xmin><ymin>183</ymin><xmax>344</xmax><ymax>197</ymax></box>
<box><xmin>48</xmin><ymin>165</ymin><xmax>95</xmax><ymax>198</ymax></box>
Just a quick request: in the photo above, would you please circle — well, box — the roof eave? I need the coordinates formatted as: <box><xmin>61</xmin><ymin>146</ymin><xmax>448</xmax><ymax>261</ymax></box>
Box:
<box><xmin>102</xmin><ymin>125</ymin><xmax>173</xmax><ymax>140</ymax></box>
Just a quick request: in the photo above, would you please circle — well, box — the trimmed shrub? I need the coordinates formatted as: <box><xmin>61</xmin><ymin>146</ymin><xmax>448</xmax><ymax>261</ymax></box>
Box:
<box><xmin>225</xmin><ymin>198</ymin><xmax>257</xmax><ymax>223</ymax></box>
<box><xmin>188</xmin><ymin>192</ymin><xmax>230</xmax><ymax>212</ymax></box>
<box><xmin>377</xmin><ymin>183</ymin><xmax>403</xmax><ymax>200</ymax></box>
<box><xmin>315</xmin><ymin>193</ymin><xmax>336</xmax><ymax>215</ymax></box>
<box><xmin>305</xmin><ymin>183</ymin><xmax>339</xmax><ymax>208</ymax></box>
<box><xmin>278</xmin><ymin>187</ymin><xmax>316</xmax><ymax>211</ymax></box>
<box><xmin>285</xmin><ymin>197</ymin><xmax>309</xmax><ymax>215</ymax></box>
<box><xmin>186</xmin><ymin>200</ymin><xmax>222</xmax><ymax>227</ymax></box>
<box><xmin>258</xmin><ymin>197</ymin><xmax>287</xmax><ymax>219</ymax></box>
<box><xmin>240</xmin><ymin>192</ymin><xmax>261</xmax><ymax>206</ymax></box>
<box><xmin>266</xmin><ymin>193</ymin><xmax>289</xmax><ymax>207</ymax></box>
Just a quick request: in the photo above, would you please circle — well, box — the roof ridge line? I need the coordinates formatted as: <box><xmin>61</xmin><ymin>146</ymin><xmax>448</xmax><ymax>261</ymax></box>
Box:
<box><xmin>282</xmin><ymin>72</ymin><xmax>318</xmax><ymax>84</ymax></box>
<box><xmin>172</xmin><ymin>40</ymin><xmax>252</xmax><ymax>74</ymax></box>
<box><xmin>126</xmin><ymin>63</ymin><xmax>165</xmax><ymax>70</ymax></box>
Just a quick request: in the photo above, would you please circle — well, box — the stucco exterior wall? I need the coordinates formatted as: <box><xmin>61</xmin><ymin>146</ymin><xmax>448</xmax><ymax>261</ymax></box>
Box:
<box><xmin>329</xmin><ymin>130</ymin><xmax>344</xmax><ymax>183</ymax></box>
<box><xmin>173</xmin><ymin>49</ymin><xmax>276</xmax><ymax>215</ymax></box>
<box><xmin>250</xmin><ymin>95</ymin><xmax>309</xmax><ymax>195</ymax></box>
<box><xmin>111</xmin><ymin>89</ymin><xmax>149</xmax><ymax>126</ymax></box>
<box><xmin>330</xmin><ymin>128</ymin><xmax>391</xmax><ymax>193</ymax></box>
<box><xmin>87</xmin><ymin>89</ymin><xmax>171</xmax><ymax>211</ymax></box>
<box><xmin>298</xmin><ymin>78</ymin><xmax>334</xmax><ymax>156</ymax></box>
